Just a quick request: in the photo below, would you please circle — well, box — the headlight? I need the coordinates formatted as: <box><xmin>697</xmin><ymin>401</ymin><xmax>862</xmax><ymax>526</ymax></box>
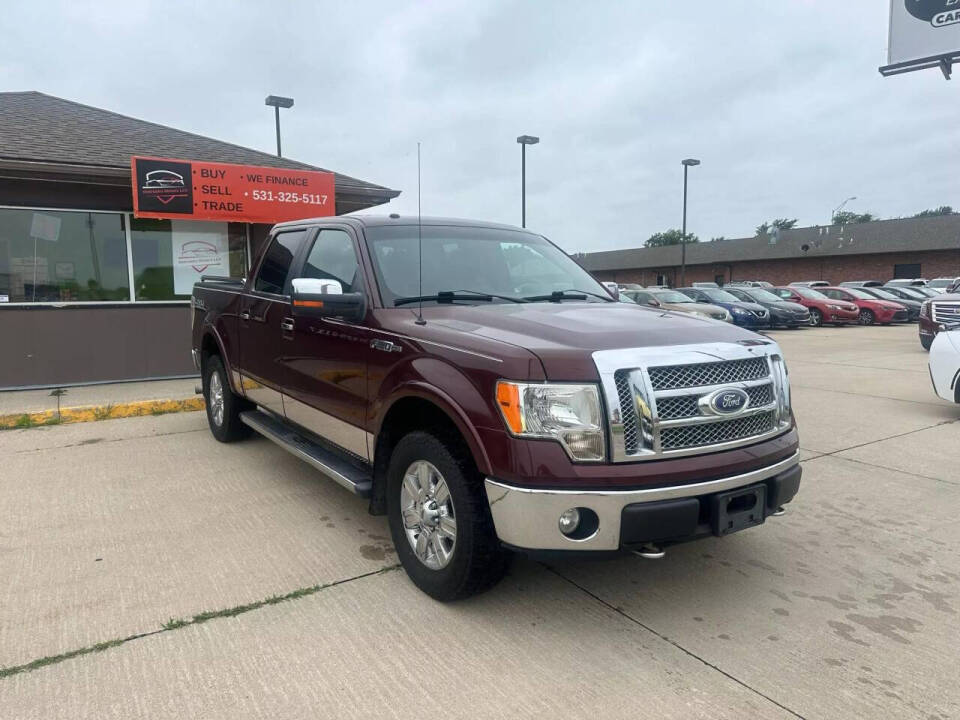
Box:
<box><xmin>732</xmin><ymin>307</ymin><xmax>749</xmax><ymax>315</ymax></box>
<box><xmin>921</xmin><ymin>301</ymin><xmax>931</xmax><ymax>318</ymax></box>
<box><xmin>827</xmin><ymin>304</ymin><xmax>842</xmax><ymax>310</ymax></box>
<box><xmin>496</xmin><ymin>382</ymin><xmax>605</xmax><ymax>462</ymax></box>
<box><xmin>691</xmin><ymin>311</ymin><xmax>710</xmax><ymax>319</ymax></box>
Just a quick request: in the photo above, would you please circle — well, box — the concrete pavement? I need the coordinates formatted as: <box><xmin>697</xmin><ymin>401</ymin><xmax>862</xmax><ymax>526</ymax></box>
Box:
<box><xmin>1</xmin><ymin>324</ymin><xmax>958</xmax><ymax>718</ymax></box>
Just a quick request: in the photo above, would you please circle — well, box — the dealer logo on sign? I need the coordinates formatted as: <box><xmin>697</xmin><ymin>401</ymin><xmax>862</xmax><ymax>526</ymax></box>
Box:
<box><xmin>906</xmin><ymin>0</ymin><xmax>960</xmax><ymax>28</ymax></box>
<box><xmin>134</xmin><ymin>158</ymin><xmax>194</xmax><ymax>214</ymax></box>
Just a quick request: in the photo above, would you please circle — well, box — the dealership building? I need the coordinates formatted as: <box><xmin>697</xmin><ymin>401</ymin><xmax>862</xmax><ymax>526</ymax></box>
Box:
<box><xmin>580</xmin><ymin>214</ymin><xmax>960</xmax><ymax>289</ymax></box>
<box><xmin>0</xmin><ymin>92</ymin><xmax>398</xmax><ymax>389</ymax></box>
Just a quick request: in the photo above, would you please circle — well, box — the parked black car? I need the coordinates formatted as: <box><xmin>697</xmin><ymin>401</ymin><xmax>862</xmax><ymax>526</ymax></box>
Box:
<box><xmin>725</xmin><ymin>287</ymin><xmax>811</xmax><ymax>328</ymax></box>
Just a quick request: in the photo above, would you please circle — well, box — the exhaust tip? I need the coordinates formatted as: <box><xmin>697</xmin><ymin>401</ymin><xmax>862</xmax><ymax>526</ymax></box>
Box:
<box><xmin>632</xmin><ymin>543</ymin><xmax>665</xmax><ymax>560</ymax></box>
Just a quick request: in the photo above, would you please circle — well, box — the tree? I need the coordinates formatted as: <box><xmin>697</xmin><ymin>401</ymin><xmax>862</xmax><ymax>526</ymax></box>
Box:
<box><xmin>756</xmin><ymin>218</ymin><xmax>797</xmax><ymax>236</ymax></box>
<box><xmin>832</xmin><ymin>210</ymin><xmax>876</xmax><ymax>225</ymax></box>
<box><xmin>711</xmin><ymin>236</ymin><xmax>727</xmax><ymax>242</ymax></box>
<box><xmin>772</xmin><ymin>218</ymin><xmax>798</xmax><ymax>230</ymax></box>
<box><xmin>913</xmin><ymin>206</ymin><xmax>954</xmax><ymax>218</ymax></box>
<box><xmin>645</xmin><ymin>229</ymin><xmax>698</xmax><ymax>248</ymax></box>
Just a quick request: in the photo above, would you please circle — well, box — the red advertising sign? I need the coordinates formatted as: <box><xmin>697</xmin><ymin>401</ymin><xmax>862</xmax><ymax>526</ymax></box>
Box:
<box><xmin>131</xmin><ymin>155</ymin><xmax>335</xmax><ymax>223</ymax></box>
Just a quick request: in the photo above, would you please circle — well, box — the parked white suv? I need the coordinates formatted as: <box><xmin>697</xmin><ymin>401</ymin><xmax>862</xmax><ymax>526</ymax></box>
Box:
<box><xmin>927</xmin><ymin>277</ymin><xmax>960</xmax><ymax>294</ymax></box>
<box><xmin>929</xmin><ymin>324</ymin><xmax>960</xmax><ymax>403</ymax></box>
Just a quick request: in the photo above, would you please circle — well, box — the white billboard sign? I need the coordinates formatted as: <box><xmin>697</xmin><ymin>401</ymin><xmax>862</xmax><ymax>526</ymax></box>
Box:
<box><xmin>883</xmin><ymin>0</ymin><xmax>960</xmax><ymax>76</ymax></box>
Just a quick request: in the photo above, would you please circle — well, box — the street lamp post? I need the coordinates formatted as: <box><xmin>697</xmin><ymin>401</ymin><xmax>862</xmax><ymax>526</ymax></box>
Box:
<box><xmin>264</xmin><ymin>95</ymin><xmax>294</xmax><ymax>158</ymax></box>
<box><xmin>516</xmin><ymin>135</ymin><xmax>539</xmax><ymax>228</ymax></box>
<box><xmin>680</xmin><ymin>158</ymin><xmax>701</xmax><ymax>287</ymax></box>
<box><xmin>832</xmin><ymin>196</ymin><xmax>857</xmax><ymax>223</ymax></box>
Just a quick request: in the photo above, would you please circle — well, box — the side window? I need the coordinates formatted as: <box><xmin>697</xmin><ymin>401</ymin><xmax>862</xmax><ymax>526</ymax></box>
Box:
<box><xmin>299</xmin><ymin>229</ymin><xmax>360</xmax><ymax>293</ymax></box>
<box><xmin>254</xmin><ymin>230</ymin><xmax>305</xmax><ymax>295</ymax></box>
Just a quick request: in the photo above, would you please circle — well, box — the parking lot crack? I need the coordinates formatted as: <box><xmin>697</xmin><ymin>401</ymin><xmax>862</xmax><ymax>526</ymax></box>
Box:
<box><xmin>0</xmin><ymin>564</ymin><xmax>400</xmax><ymax>681</ymax></box>
<box><xmin>544</xmin><ymin>565</ymin><xmax>808</xmax><ymax>720</ymax></box>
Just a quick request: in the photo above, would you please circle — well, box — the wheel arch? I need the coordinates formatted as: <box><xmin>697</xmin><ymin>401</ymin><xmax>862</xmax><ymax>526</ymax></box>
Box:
<box><xmin>368</xmin><ymin>387</ymin><xmax>492</xmax><ymax>516</ymax></box>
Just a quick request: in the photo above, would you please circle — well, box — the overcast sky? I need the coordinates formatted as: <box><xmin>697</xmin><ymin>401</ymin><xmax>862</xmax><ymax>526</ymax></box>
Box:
<box><xmin>2</xmin><ymin>1</ymin><xmax>957</xmax><ymax>252</ymax></box>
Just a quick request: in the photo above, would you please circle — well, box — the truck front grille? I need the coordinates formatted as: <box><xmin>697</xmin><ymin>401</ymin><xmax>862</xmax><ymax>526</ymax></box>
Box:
<box><xmin>648</xmin><ymin>357</ymin><xmax>769</xmax><ymax>391</ymax></box>
<box><xmin>932</xmin><ymin>302</ymin><xmax>960</xmax><ymax>324</ymax></box>
<box><xmin>608</xmin><ymin>352</ymin><xmax>783</xmax><ymax>461</ymax></box>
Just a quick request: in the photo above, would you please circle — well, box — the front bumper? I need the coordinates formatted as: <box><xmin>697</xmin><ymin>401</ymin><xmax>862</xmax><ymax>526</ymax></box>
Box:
<box><xmin>484</xmin><ymin>452</ymin><xmax>800</xmax><ymax>551</ymax></box>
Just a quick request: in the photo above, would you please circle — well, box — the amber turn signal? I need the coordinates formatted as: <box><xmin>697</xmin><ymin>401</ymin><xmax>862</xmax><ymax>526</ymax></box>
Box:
<box><xmin>496</xmin><ymin>381</ymin><xmax>524</xmax><ymax>434</ymax></box>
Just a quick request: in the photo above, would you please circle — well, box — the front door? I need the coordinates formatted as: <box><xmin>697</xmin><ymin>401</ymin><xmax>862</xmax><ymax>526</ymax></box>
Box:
<box><xmin>283</xmin><ymin>227</ymin><xmax>371</xmax><ymax>460</ymax></box>
<box><xmin>238</xmin><ymin>228</ymin><xmax>309</xmax><ymax>415</ymax></box>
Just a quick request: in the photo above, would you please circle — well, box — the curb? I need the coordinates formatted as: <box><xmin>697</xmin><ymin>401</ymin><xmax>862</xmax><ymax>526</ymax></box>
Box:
<box><xmin>0</xmin><ymin>397</ymin><xmax>205</xmax><ymax>430</ymax></box>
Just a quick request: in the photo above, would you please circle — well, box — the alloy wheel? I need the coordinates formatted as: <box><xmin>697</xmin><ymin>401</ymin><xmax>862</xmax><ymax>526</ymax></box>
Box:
<box><xmin>209</xmin><ymin>371</ymin><xmax>225</xmax><ymax>427</ymax></box>
<box><xmin>858</xmin><ymin>309</ymin><xmax>874</xmax><ymax>326</ymax></box>
<box><xmin>400</xmin><ymin>460</ymin><xmax>457</xmax><ymax>570</ymax></box>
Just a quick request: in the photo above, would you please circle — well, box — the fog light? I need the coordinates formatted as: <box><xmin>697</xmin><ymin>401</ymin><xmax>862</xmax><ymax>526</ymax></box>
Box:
<box><xmin>558</xmin><ymin>508</ymin><xmax>581</xmax><ymax>536</ymax></box>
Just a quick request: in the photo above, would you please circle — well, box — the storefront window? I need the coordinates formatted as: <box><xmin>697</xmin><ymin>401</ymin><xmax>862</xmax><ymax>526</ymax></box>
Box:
<box><xmin>130</xmin><ymin>219</ymin><xmax>247</xmax><ymax>300</ymax></box>
<box><xmin>0</xmin><ymin>208</ymin><xmax>130</xmax><ymax>303</ymax></box>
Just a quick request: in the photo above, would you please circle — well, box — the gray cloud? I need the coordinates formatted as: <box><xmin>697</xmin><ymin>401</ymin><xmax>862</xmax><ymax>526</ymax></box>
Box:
<box><xmin>2</xmin><ymin>0</ymin><xmax>956</xmax><ymax>252</ymax></box>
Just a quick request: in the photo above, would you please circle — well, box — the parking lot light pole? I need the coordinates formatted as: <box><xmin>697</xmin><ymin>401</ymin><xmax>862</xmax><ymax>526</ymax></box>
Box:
<box><xmin>832</xmin><ymin>196</ymin><xmax>857</xmax><ymax>223</ymax></box>
<box><xmin>680</xmin><ymin>158</ymin><xmax>701</xmax><ymax>287</ymax></box>
<box><xmin>265</xmin><ymin>95</ymin><xmax>294</xmax><ymax>158</ymax></box>
<box><xmin>517</xmin><ymin>135</ymin><xmax>540</xmax><ymax>228</ymax></box>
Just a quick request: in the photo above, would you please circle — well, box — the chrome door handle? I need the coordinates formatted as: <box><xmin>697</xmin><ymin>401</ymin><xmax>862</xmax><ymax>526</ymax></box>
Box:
<box><xmin>239</xmin><ymin>311</ymin><xmax>251</xmax><ymax>321</ymax></box>
<box><xmin>280</xmin><ymin>318</ymin><xmax>295</xmax><ymax>332</ymax></box>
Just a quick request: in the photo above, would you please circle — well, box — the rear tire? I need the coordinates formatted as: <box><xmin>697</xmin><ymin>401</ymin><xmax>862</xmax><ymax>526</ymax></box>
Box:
<box><xmin>809</xmin><ymin>309</ymin><xmax>823</xmax><ymax>327</ymax></box>
<box><xmin>387</xmin><ymin>431</ymin><xmax>509</xmax><ymax>601</ymax></box>
<box><xmin>203</xmin><ymin>355</ymin><xmax>251</xmax><ymax>443</ymax></box>
<box><xmin>858</xmin><ymin>309</ymin><xmax>875</xmax><ymax>326</ymax></box>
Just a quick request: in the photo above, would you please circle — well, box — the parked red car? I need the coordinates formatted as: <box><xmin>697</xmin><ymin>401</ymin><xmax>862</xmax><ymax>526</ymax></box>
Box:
<box><xmin>773</xmin><ymin>286</ymin><xmax>859</xmax><ymax>327</ymax></box>
<box><xmin>818</xmin><ymin>287</ymin><xmax>909</xmax><ymax>325</ymax></box>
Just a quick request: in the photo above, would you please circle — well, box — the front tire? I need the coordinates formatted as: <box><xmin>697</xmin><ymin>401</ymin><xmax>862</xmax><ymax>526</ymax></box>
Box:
<box><xmin>809</xmin><ymin>308</ymin><xmax>823</xmax><ymax>327</ymax></box>
<box><xmin>387</xmin><ymin>431</ymin><xmax>509</xmax><ymax>601</ymax></box>
<box><xmin>203</xmin><ymin>355</ymin><xmax>251</xmax><ymax>443</ymax></box>
<box><xmin>858</xmin><ymin>309</ymin><xmax>875</xmax><ymax>326</ymax></box>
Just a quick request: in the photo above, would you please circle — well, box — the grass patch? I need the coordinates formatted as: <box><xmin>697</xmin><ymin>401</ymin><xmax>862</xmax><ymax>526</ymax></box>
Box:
<box><xmin>0</xmin><ymin>564</ymin><xmax>399</xmax><ymax>680</ymax></box>
<box><xmin>13</xmin><ymin>414</ymin><xmax>35</xmax><ymax>429</ymax></box>
<box><xmin>92</xmin><ymin>404</ymin><xmax>115</xmax><ymax>421</ymax></box>
<box><xmin>43</xmin><ymin>415</ymin><xmax>62</xmax><ymax>426</ymax></box>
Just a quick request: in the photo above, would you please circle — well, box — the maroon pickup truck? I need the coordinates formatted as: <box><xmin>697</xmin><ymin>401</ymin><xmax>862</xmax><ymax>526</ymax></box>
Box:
<box><xmin>191</xmin><ymin>216</ymin><xmax>801</xmax><ymax>600</ymax></box>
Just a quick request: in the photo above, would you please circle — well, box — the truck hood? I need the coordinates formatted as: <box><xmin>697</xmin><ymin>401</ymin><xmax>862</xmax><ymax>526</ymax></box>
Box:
<box><xmin>424</xmin><ymin>302</ymin><xmax>761</xmax><ymax>380</ymax></box>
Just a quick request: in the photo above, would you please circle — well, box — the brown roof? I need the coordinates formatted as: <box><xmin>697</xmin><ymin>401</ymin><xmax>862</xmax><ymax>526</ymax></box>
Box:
<box><xmin>579</xmin><ymin>214</ymin><xmax>960</xmax><ymax>272</ymax></box>
<box><xmin>0</xmin><ymin>91</ymin><xmax>399</xmax><ymax>200</ymax></box>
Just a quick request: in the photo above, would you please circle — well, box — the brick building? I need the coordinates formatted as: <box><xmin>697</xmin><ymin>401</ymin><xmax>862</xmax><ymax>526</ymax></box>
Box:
<box><xmin>579</xmin><ymin>215</ymin><xmax>960</xmax><ymax>288</ymax></box>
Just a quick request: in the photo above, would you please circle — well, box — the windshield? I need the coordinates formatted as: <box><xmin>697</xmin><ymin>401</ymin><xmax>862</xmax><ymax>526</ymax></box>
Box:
<box><xmin>866</xmin><ymin>288</ymin><xmax>900</xmax><ymax>300</ymax></box>
<box><xmin>697</xmin><ymin>288</ymin><xmax>741</xmax><ymax>303</ymax></box>
<box><xmin>364</xmin><ymin>225</ymin><xmax>610</xmax><ymax>305</ymax></box>
<box><xmin>743</xmin><ymin>289</ymin><xmax>782</xmax><ymax>303</ymax></box>
<box><xmin>793</xmin><ymin>287</ymin><xmax>828</xmax><ymax>300</ymax></box>
<box><xmin>845</xmin><ymin>288</ymin><xmax>875</xmax><ymax>300</ymax></box>
<box><xmin>652</xmin><ymin>290</ymin><xmax>694</xmax><ymax>303</ymax></box>
<box><xmin>623</xmin><ymin>290</ymin><xmax>654</xmax><ymax>304</ymax></box>
<box><xmin>929</xmin><ymin>279</ymin><xmax>954</xmax><ymax>288</ymax></box>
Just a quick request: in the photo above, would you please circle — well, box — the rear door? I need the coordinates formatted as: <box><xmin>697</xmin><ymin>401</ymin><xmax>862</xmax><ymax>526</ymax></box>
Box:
<box><xmin>238</xmin><ymin>228</ymin><xmax>310</xmax><ymax>415</ymax></box>
<box><xmin>282</xmin><ymin>226</ymin><xmax>371</xmax><ymax>460</ymax></box>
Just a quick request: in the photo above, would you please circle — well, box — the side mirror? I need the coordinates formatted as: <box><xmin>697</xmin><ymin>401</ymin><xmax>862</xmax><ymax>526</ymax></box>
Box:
<box><xmin>648</xmin><ymin>299</ymin><xmax>661</xmax><ymax>308</ymax></box>
<box><xmin>291</xmin><ymin>277</ymin><xmax>365</xmax><ymax>321</ymax></box>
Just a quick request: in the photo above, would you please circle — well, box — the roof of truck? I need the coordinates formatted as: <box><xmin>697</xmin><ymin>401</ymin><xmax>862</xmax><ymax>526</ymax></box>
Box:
<box><xmin>273</xmin><ymin>215</ymin><xmax>531</xmax><ymax>232</ymax></box>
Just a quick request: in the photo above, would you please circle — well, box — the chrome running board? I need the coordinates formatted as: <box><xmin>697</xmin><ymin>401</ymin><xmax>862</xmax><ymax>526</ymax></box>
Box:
<box><xmin>240</xmin><ymin>410</ymin><xmax>372</xmax><ymax>496</ymax></box>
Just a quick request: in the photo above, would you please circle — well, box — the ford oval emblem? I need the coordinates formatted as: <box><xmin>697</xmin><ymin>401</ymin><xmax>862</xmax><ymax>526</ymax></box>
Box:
<box><xmin>704</xmin><ymin>387</ymin><xmax>750</xmax><ymax>415</ymax></box>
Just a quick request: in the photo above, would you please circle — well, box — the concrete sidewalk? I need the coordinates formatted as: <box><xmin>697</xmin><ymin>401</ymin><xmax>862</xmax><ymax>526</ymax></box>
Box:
<box><xmin>0</xmin><ymin>378</ymin><xmax>202</xmax><ymax>428</ymax></box>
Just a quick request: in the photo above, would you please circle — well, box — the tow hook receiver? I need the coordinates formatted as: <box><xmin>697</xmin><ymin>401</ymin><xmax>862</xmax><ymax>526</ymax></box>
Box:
<box><xmin>632</xmin><ymin>543</ymin><xmax>665</xmax><ymax>560</ymax></box>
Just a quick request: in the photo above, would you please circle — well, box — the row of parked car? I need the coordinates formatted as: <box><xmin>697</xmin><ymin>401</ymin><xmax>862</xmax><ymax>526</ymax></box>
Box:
<box><xmin>613</xmin><ymin>277</ymin><xmax>960</xmax><ymax>350</ymax></box>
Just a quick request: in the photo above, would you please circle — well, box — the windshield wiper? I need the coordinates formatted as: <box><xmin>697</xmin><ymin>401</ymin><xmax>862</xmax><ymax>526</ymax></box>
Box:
<box><xmin>394</xmin><ymin>290</ymin><xmax>499</xmax><ymax>307</ymax></box>
<box><xmin>522</xmin><ymin>289</ymin><xmax>613</xmax><ymax>303</ymax></box>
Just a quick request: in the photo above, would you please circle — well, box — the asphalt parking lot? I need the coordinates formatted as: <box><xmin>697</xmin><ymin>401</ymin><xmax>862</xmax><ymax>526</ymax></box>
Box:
<box><xmin>2</xmin><ymin>324</ymin><xmax>958</xmax><ymax>719</ymax></box>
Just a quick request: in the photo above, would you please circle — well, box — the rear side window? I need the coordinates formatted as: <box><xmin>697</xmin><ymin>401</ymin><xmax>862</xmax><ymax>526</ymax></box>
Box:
<box><xmin>255</xmin><ymin>230</ymin><xmax>306</xmax><ymax>295</ymax></box>
<box><xmin>300</xmin><ymin>229</ymin><xmax>360</xmax><ymax>292</ymax></box>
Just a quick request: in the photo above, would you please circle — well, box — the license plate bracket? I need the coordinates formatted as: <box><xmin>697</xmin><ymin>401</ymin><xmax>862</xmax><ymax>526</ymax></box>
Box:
<box><xmin>710</xmin><ymin>483</ymin><xmax>767</xmax><ymax>536</ymax></box>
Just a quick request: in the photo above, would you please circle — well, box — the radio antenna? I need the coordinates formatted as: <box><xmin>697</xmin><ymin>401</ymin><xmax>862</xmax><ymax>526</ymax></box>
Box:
<box><xmin>415</xmin><ymin>141</ymin><xmax>426</xmax><ymax>325</ymax></box>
